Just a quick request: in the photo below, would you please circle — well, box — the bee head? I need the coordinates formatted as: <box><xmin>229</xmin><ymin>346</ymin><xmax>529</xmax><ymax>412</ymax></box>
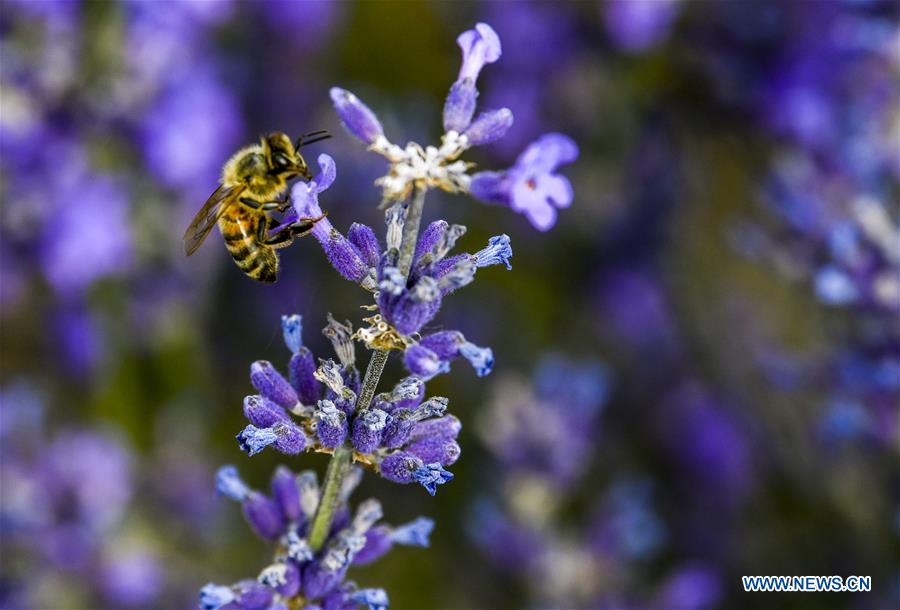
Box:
<box><xmin>263</xmin><ymin>132</ymin><xmax>314</xmax><ymax>180</ymax></box>
<box><xmin>263</xmin><ymin>132</ymin><xmax>296</xmax><ymax>172</ymax></box>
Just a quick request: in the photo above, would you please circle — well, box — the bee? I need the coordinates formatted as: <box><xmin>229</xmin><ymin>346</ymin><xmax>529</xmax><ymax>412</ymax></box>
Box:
<box><xmin>183</xmin><ymin>131</ymin><xmax>330</xmax><ymax>283</ymax></box>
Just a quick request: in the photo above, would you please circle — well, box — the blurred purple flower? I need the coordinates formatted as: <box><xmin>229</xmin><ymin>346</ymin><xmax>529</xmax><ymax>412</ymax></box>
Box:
<box><xmin>141</xmin><ymin>71</ymin><xmax>243</xmax><ymax>199</ymax></box>
<box><xmin>40</xmin><ymin>430</ymin><xmax>134</xmax><ymax>536</ymax></box>
<box><xmin>471</xmin><ymin>133</ymin><xmax>578</xmax><ymax>231</ymax></box>
<box><xmin>259</xmin><ymin>0</ymin><xmax>343</xmax><ymax>51</ymax></box>
<box><xmin>53</xmin><ymin>306</ymin><xmax>105</xmax><ymax>377</ymax></box>
<box><xmin>589</xmin><ymin>479</ymin><xmax>666</xmax><ymax>562</ymax></box>
<box><xmin>659</xmin><ymin>383</ymin><xmax>753</xmax><ymax>498</ymax></box>
<box><xmin>595</xmin><ymin>268</ymin><xmax>681</xmax><ymax>357</ymax></box>
<box><xmin>655</xmin><ymin>564</ymin><xmax>722</xmax><ymax>610</ymax></box>
<box><xmin>467</xmin><ymin>498</ymin><xmax>546</xmax><ymax>574</ymax></box>
<box><xmin>99</xmin><ymin>548</ymin><xmax>165</xmax><ymax>607</ymax></box>
<box><xmin>603</xmin><ymin>0</ymin><xmax>682</xmax><ymax>52</ymax></box>
<box><xmin>479</xmin><ymin>356</ymin><xmax>610</xmax><ymax>490</ymax></box>
<box><xmin>0</xmin><ymin>390</ymin><xmax>165</xmax><ymax>606</ymax></box>
<box><xmin>40</xmin><ymin>175</ymin><xmax>132</xmax><ymax>297</ymax></box>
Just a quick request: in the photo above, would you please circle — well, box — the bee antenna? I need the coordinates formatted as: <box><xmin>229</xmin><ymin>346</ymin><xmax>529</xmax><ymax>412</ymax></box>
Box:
<box><xmin>296</xmin><ymin>131</ymin><xmax>331</xmax><ymax>149</ymax></box>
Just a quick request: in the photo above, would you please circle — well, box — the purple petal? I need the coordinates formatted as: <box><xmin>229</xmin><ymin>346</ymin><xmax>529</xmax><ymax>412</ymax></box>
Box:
<box><xmin>443</xmin><ymin>79</ymin><xmax>478</xmax><ymax>134</ymax></box>
<box><xmin>511</xmin><ymin>180</ymin><xmax>558</xmax><ymax>231</ymax></box>
<box><xmin>515</xmin><ymin>133</ymin><xmax>579</xmax><ymax>174</ymax></box>
<box><xmin>313</xmin><ymin>153</ymin><xmax>336</xmax><ymax>192</ymax></box>
<box><xmin>464</xmin><ymin>108</ymin><xmax>513</xmax><ymax>146</ymax></box>
<box><xmin>329</xmin><ymin>87</ymin><xmax>384</xmax><ymax>144</ymax></box>
<box><xmin>469</xmin><ymin>171</ymin><xmax>510</xmax><ymax>205</ymax></box>
<box><xmin>539</xmin><ymin>173</ymin><xmax>574</xmax><ymax>208</ymax></box>
<box><xmin>457</xmin><ymin>22</ymin><xmax>502</xmax><ymax>81</ymax></box>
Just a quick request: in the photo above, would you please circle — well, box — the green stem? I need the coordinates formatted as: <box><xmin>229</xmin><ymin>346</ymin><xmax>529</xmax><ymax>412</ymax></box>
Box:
<box><xmin>356</xmin><ymin>347</ymin><xmax>390</xmax><ymax>412</ymax></box>
<box><xmin>397</xmin><ymin>185</ymin><xmax>427</xmax><ymax>278</ymax></box>
<box><xmin>307</xmin><ymin>444</ymin><xmax>350</xmax><ymax>551</ymax></box>
<box><xmin>307</xmin><ymin>348</ymin><xmax>389</xmax><ymax>551</ymax></box>
<box><xmin>307</xmin><ymin>187</ymin><xmax>426</xmax><ymax>552</ymax></box>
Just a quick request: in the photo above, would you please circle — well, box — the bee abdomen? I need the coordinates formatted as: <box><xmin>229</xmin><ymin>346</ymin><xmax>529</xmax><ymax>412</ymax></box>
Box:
<box><xmin>225</xmin><ymin>241</ymin><xmax>278</xmax><ymax>283</ymax></box>
<box><xmin>219</xmin><ymin>215</ymin><xmax>279</xmax><ymax>283</ymax></box>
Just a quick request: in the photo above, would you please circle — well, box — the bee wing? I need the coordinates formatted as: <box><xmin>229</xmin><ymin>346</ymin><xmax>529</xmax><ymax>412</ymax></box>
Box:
<box><xmin>183</xmin><ymin>184</ymin><xmax>244</xmax><ymax>256</ymax></box>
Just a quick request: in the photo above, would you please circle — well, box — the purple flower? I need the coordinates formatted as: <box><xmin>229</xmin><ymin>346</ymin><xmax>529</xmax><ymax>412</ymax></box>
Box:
<box><xmin>470</xmin><ymin>133</ymin><xmax>578</xmax><ymax>231</ymax></box>
<box><xmin>412</xmin><ymin>462</ymin><xmax>455</xmax><ymax>496</ymax></box>
<box><xmin>478</xmin><ymin>356</ymin><xmax>610</xmax><ymax>489</ymax></box>
<box><xmin>54</xmin><ymin>306</ymin><xmax>105</xmax><ymax>377</ymax></box>
<box><xmin>352</xmin><ymin>588</ymin><xmax>389</xmax><ymax>610</ymax></box>
<box><xmin>231</xmin><ymin>316</ymin><xmax>464</xmax><ymax>492</ymax></box>
<box><xmin>374</xmin><ymin>222</ymin><xmax>513</xmax><ymax>340</ymax></box>
<box><xmin>203</xmin><ymin>465</ymin><xmax>432</xmax><ymax>609</ymax></box>
<box><xmin>456</xmin><ymin>22</ymin><xmax>502</xmax><ymax>83</ymax></box>
<box><xmin>291</xmin><ymin>154</ymin><xmax>374</xmax><ymax>286</ymax></box>
<box><xmin>656</xmin><ymin>564</ymin><xmax>722</xmax><ymax>610</ymax></box>
<box><xmin>330</xmin><ymin>87</ymin><xmax>385</xmax><ymax>145</ymax></box>
<box><xmin>199</xmin><ymin>583</ymin><xmax>234</xmax><ymax>610</ymax></box>
<box><xmin>40</xmin><ymin>174</ymin><xmax>133</xmax><ymax>297</ymax></box>
<box><xmin>603</xmin><ymin>0</ymin><xmax>682</xmax><ymax>53</ymax></box>
<box><xmin>467</xmin><ymin>499</ymin><xmax>545</xmax><ymax>574</ymax></box>
<box><xmin>330</xmin><ymin>23</ymin><xmax>530</xmax><ymax>204</ymax></box>
<box><xmin>379</xmin><ymin>454</ymin><xmax>454</xmax><ymax>495</ymax></box>
<box><xmin>259</xmin><ymin>0</ymin><xmax>343</xmax><ymax>51</ymax></box>
<box><xmin>141</xmin><ymin>70</ymin><xmax>243</xmax><ymax>198</ymax></box>
<box><xmin>250</xmin><ymin>361</ymin><xmax>300</xmax><ymax>410</ymax></box>
<box><xmin>464</xmin><ymin>108</ymin><xmax>515</xmax><ymax>146</ymax></box>
<box><xmin>589</xmin><ymin>479</ymin><xmax>666</xmax><ymax>562</ymax></box>
<box><xmin>0</xmin><ymin>402</ymin><xmax>166</xmax><ymax>606</ymax></box>
<box><xmin>389</xmin><ymin>516</ymin><xmax>435</xmax><ymax>547</ymax></box>
<box><xmin>444</xmin><ymin>23</ymin><xmax>504</xmax><ymax>134</ymax></box>
<box><xmin>99</xmin><ymin>548</ymin><xmax>164</xmax><ymax>607</ymax></box>
<box><xmin>658</xmin><ymin>384</ymin><xmax>752</xmax><ymax>499</ymax></box>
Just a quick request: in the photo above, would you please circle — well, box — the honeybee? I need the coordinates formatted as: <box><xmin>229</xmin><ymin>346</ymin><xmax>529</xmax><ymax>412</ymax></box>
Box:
<box><xmin>183</xmin><ymin>131</ymin><xmax>330</xmax><ymax>283</ymax></box>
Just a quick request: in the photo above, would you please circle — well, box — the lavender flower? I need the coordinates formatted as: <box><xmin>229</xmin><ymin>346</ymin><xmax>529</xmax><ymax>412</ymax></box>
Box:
<box><xmin>0</xmin><ymin>388</ymin><xmax>165</xmax><ymax>607</ymax></box>
<box><xmin>743</xmin><ymin>154</ymin><xmax>900</xmax><ymax>444</ymax></box>
<box><xmin>231</xmin><ymin>315</ymin><xmax>462</xmax><ymax>495</ymax></box>
<box><xmin>443</xmin><ymin>23</ymin><xmax>503</xmax><ymax>134</ymax></box>
<box><xmin>329</xmin><ymin>22</ymin><xmax>577</xmax><ymax>227</ymax></box>
<box><xmin>478</xmin><ymin>356</ymin><xmax>611</xmax><ymax>489</ymax></box>
<box><xmin>470</xmin><ymin>133</ymin><xmax>579</xmax><ymax>231</ymax></box>
<box><xmin>292</xmin><ymin>160</ymin><xmax>510</xmax><ymax>375</ymax></box>
<box><xmin>603</xmin><ymin>0</ymin><xmax>682</xmax><ymax>53</ymax></box>
<box><xmin>197</xmin><ymin>20</ymin><xmax>576</xmax><ymax>610</ymax></box>
<box><xmin>204</xmin><ymin>465</ymin><xmax>431</xmax><ymax>609</ymax></box>
<box><xmin>291</xmin><ymin>154</ymin><xmax>376</xmax><ymax>288</ymax></box>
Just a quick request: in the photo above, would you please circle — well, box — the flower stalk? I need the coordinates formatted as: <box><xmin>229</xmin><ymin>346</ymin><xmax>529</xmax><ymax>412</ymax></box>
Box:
<box><xmin>397</xmin><ymin>185</ymin><xmax>427</xmax><ymax>278</ymax></box>
<box><xmin>307</xmin><ymin>444</ymin><xmax>351</xmax><ymax>551</ymax></box>
<box><xmin>308</xmin><ymin>347</ymin><xmax>390</xmax><ymax>551</ymax></box>
<box><xmin>308</xmin><ymin>184</ymin><xmax>426</xmax><ymax>551</ymax></box>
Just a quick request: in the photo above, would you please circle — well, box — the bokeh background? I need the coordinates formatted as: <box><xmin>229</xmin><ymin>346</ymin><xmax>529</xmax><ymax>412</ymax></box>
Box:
<box><xmin>1</xmin><ymin>1</ymin><xmax>898</xmax><ymax>609</ymax></box>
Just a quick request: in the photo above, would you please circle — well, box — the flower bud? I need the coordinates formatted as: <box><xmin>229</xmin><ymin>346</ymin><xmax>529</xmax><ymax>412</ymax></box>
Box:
<box><xmin>330</xmin><ymin>87</ymin><xmax>384</xmax><ymax>144</ymax></box>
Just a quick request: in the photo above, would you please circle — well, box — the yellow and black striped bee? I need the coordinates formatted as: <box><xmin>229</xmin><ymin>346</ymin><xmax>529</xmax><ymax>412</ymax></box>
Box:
<box><xmin>183</xmin><ymin>131</ymin><xmax>329</xmax><ymax>283</ymax></box>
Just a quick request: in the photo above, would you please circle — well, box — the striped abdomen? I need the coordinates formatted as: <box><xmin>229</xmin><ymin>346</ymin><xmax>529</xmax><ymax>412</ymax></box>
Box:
<box><xmin>218</xmin><ymin>207</ymin><xmax>279</xmax><ymax>283</ymax></box>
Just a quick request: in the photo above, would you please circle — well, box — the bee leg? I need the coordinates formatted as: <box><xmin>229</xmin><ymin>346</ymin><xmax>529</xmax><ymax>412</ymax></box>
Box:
<box><xmin>240</xmin><ymin>197</ymin><xmax>283</xmax><ymax>212</ymax></box>
<box><xmin>264</xmin><ymin>215</ymin><xmax>326</xmax><ymax>249</ymax></box>
<box><xmin>275</xmin><ymin>194</ymin><xmax>293</xmax><ymax>213</ymax></box>
<box><xmin>263</xmin><ymin>216</ymin><xmax>300</xmax><ymax>249</ymax></box>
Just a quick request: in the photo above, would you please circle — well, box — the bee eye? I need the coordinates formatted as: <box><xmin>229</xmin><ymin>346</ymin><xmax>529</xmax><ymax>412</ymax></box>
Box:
<box><xmin>273</xmin><ymin>153</ymin><xmax>290</xmax><ymax>167</ymax></box>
